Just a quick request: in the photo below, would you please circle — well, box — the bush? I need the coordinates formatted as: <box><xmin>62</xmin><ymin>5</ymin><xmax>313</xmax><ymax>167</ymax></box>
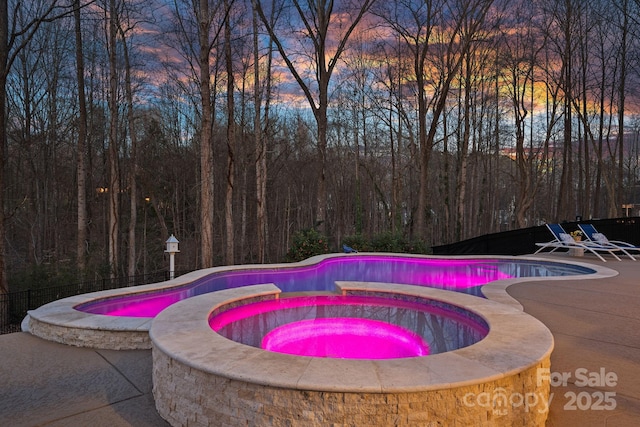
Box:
<box><xmin>285</xmin><ymin>228</ymin><xmax>330</xmax><ymax>262</ymax></box>
<box><xmin>370</xmin><ymin>232</ymin><xmax>405</xmax><ymax>252</ymax></box>
<box><xmin>342</xmin><ymin>232</ymin><xmax>431</xmax><ymax>255</ymax></box>
<box><xmin>402</xmin><ymin>238</ymin><xmax>431</xmax><ymax>254</ymax></box>
<box><xmin>342</xmin><ymin>234</ymin><xmax>371</xmax><ymax>252</ymax></box>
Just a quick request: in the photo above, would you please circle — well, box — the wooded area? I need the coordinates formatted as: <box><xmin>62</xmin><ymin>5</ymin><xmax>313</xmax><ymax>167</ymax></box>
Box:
<box><xmin>1</xmin><ymin>0</ymin><xmax>640</xmax><ymax>290</ymax></box>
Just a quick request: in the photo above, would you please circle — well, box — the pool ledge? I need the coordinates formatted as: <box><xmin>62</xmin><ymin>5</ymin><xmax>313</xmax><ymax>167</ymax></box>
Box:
<box><xmin>25</xmin><ymin>264</ymin><xmax>301</xmax><ymax>349</ymax></box>
<box><xmin>151</xmin><ymin>282</ymin><xmax>554</xmax><ymax>426</ymax></box>
<box><xmin>482</xmin><ymin>255</ymin><xmax>618</xmax><ymax>310</ymax></box>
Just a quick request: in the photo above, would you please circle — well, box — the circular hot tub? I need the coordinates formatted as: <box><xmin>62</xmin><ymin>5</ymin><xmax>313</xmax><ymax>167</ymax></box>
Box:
<box><xmin>150</xmin><ymin>282</ymin><xmax>553</xmax><ymax>426</ymax></box>
<box><xmin>209</xmin><ymin>293</ymin><xmax>488</xmax><ymax>359</ymax></box>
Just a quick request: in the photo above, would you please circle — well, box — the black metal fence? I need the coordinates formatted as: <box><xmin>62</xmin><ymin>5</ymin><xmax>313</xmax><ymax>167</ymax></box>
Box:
<box><xmin>0</xmin><ymin>271</ymin><xmax>181</xmax><ymax>335</ymax></box>
<box><xmin>433</xmin><ymin>217</ymin><xmax>640</xmax><ymax>255</ymax></box>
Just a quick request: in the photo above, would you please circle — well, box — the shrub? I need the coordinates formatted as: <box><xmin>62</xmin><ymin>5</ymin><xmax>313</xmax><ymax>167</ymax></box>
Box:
<box><xmin>285</xmin><ymin>228</ymin><xmax>330</xmax><ymax>262</ymax></box>
<box><xmin>403</xmin><ymin>238</ymin><xmax>431</xmax><ymax>255</ymax></box>
<box><xmin>342</xmin><ymin>233</ymin><xmax>431</xmax><ymax>255</ymax></box>
<box><xmin>370</xmin><ymin>232</ymin><xmax>404</xmax><ymax>252</ymax></box>
<box><xmin>342</xmin><ymin>234</ymin><xmax>371</xmax><ymax>252</ymax></box>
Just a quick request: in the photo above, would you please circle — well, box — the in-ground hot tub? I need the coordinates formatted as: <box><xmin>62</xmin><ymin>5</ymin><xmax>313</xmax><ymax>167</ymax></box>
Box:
<box><xmin>151</xmin><ymin>282</ymin><xmax>553</xmax><ymax>426</ymax></box>
<box><xmin>209</xmin><ymin>293</ymin><xmax>489</xmax><ymax>358</ymax></box>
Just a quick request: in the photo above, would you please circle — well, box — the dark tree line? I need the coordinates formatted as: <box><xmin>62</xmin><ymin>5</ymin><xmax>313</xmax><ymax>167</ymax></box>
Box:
<box><xmin>2</xmin><ymin>0</ymin><xmax>640</xmax><ymax>292</ymax></box>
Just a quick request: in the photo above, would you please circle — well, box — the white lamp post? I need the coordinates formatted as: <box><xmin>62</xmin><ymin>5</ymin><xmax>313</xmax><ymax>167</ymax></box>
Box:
<box><xmin>165</xmin><ymin>234</ymin><xmax>180</xmax><ymax>280</ymax></box>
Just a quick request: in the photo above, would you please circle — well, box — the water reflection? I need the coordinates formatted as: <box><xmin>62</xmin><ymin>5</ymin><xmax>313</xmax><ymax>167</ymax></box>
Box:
<box><xmin>78</xmin><ymin>255</ymin><xmax>594</xmax><ymax>317</ymax></box>
<box><xmin>210</xmin><ymin>295</ymin><xmax>489</xmax><ymax>357</ymax></box>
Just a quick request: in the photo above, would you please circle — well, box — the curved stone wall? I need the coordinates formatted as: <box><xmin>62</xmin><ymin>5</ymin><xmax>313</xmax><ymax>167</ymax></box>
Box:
<box><xmin>151</xmin><ymin>283</ymin><xmax>553</xmax><ymax>426</ymax></box>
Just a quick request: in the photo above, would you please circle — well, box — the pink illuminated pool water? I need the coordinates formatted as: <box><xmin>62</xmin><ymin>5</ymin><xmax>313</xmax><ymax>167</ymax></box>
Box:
<box><xmin>262</xmin><ymin>318</ymin><xmax>430</xmax><ymax>358</ymax></box>
<box><xmin>210</xmin><ymin>294</ymin><xmax>488</xmax><ymax>358</ymax></box>
<box><xmin>76</xmin><ymin>255</ymin><xmax>593</xmax><ymax>318</ymax></box>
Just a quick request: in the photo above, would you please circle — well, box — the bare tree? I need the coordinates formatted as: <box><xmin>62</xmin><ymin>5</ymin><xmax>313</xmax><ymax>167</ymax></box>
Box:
<box><xmin>0</xmin><ymin>1</ymin><xmax>76</xmax><ymax>292</ymax></box>
<box><xmin>376</xmin><ymin>0</ymin><xmax>440</xmax><ymax>240</ymax></box>
<box><xmin>223</xmin><ymin>0</ymin><xmax>235</xmax><ymax>265</ymax></box>
<box><xmin>380</xmin><ymin>0</ymin><xmax>494</xmax><ymax>240</ymax></box>
<box><xmin>251</xmin><ymin>0</ymin><xmax>273</xmax><ymax>263</ymax></box>
<box><xmin>498</xmin><ymin>0</ymin><xmax>545</xmax><ymax>228</ymax></box>
<box><xmin>577</xmin><ymin>2</ymin><xmax>626</xmax><ymax>217</ymax></box>
<box><xmin>197</xmin><ymin>0</ymin><xmax>221</xmax><ymax>267</ymax></box>
<box><xmin>615</xmin><ymin>0</ymin><xmax>630</xmax><ymax>216</ymax></box>
<box><xmin>0</xmin><ymin>0</ymin><xmax>78</xmax><ymax>332</ymax></box>
<box><xmin>74</xmin><ymin>0</ymin><xmax>88</xmax><ymax>274</ymax></box>
<box><xmin>117</xmin><ymin>2</ymin><xmax>143</xmax><ymax>277</ymax></box>
<box><xmin>255</xmin><ymin>0</ymin><xmax>376</xmax><ymax>235</ymax></box>
<box><xmin>105</xmin><ymin>0</ymin><xmax>120</xmax><ymax>277</ymax></box>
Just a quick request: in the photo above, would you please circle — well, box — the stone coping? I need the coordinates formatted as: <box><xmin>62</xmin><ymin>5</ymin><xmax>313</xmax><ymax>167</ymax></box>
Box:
<box><xmin>151</xmin><ymin>281</ymin><xmax>552</xmax><ymax>393</ymax></box>
<box><xmin>25</xmin><ymin>254</ymin><xmax>618</xmax><ymax>349</ymax></box>
<box><xmin>480</xmin><ymin>255</ymin><xmax>618</xmax><ymax>310</ymax></box>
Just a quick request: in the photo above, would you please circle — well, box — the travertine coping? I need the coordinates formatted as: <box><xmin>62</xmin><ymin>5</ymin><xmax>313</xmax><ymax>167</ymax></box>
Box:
<box><xmin>481</xmin><ymin>256</ymin><xmax>618</xmax><ymax>310</ymax></box>
<box><xmin>150</xmin><ymin>282</ymin><xmax>551</xmax><ymax>393</ymax></box>
<box><xmin>25</xmin><ymin>254</ymin><xmax>618</xmax><ymax>349</ymax></box>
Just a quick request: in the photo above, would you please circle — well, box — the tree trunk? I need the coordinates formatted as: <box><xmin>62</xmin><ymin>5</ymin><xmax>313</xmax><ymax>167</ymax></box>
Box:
<box><xmin>0</xmin><ymin>0</ymin><xmax>8</xmax><ymax>304</ymax></box>
<box><xmin>616</xmin><ymin>0</ymin><xmax>628</xmax><ymax>216</ymax></box>
<box><xmin>107</xmin><ymin>0</ymin><xmax>120</xmax><ymax>277</ymax></box>
<box><xmin>74</xmin><ymin>0</ymin><xmax>88</xmax><ymax>274</ymax></box>
<box><xmin>120</xmin><ymin>25</ymin><xmax>138</xmax><ymax>277</ymax></box>
<box><xmin>252</xmin><ymin>0</ymin><xmax>268</xmax><ymax>263</ymax></box>
<box><xmin>455</xmin><ymin>57</ymin><xmax>472</xmax><ymax>241</ymax></box>
<box><xmin>199</xmin><ymin>0</ymin><xmax>215</xmax><ymax>268</ymax></box>
<box><xmin>224</xmin><ymin>1</ymin><xmax>235</xmax><ymax>265</ymax></box>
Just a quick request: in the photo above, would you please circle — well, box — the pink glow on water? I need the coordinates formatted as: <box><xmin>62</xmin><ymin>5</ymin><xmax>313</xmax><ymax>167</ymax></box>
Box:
<box><xmin>210</xmin><ymin>295</ymin><xmax>489</xmax><ymax>358</ymax></box>
<box><xmin>76</xmin><ymin>255</ymin><xmax>589</xmax><ymax>318</ymax></box>
<box><xmin>89</xmin><ymin>293</ymin><xmax>185</xmax><ymax>318</ymax></box>
<box><xmin>209</xmin><ymin>295</ymin><xmax>484</xmax><ymax>331</ymax></box>
<box><xmin>261</xmin><ymin>317</ymin><xmax>430</xmax><ymax>359</ymax></box>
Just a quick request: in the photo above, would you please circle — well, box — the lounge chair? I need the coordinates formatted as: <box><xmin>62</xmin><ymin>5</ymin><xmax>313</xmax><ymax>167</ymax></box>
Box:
<box><xmin>534</xmin><ymin>223</ymin><xmax>627</xmax><ymax>262</ymax></box>
<box><xmin>578</xmin><ymin>223</ymin><xmax>639</xmax><ymax>260</ymax></box>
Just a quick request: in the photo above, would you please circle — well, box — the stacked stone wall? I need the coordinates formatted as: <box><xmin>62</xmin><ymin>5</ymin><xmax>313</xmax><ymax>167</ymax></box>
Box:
<box><xmin>28</xmin><ymin>317</ymin><xmax>150</xmax><ymax>349</ymax></box>
<box><xmin>153</xmin><ymin>347</ymin><xmax>550</xmax><ymax>427</ymax></box>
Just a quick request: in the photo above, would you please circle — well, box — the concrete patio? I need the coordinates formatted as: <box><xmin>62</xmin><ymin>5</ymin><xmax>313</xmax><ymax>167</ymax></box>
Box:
<box><xmin>1</xmin><ymin>254</ymin><xmax>640</xmax><ymax>426</ymax></box>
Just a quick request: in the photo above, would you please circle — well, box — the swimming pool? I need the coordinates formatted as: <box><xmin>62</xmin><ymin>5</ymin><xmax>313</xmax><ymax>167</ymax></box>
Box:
<box><xmin>75</xmin><ymin>254</ymin><xmax>594</xmax><ymax>318</ymax></box>
<box><xmin>26</xmin><ymin>253</ymin><xmax>609</xmax><ymax>351</ymax></box>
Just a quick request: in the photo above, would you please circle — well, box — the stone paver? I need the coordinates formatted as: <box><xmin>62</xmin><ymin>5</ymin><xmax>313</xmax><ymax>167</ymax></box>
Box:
<box><xmin>0</xmin><ymin>332</ymin><xmax>168</xmax><ymax>426</ymax></box>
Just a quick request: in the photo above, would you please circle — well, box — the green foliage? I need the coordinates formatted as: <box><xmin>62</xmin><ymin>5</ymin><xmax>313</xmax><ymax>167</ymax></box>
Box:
<box><xmin>370</xmin><ymin>232</ymin><xmax>405</xmax><ymax>252</ymax></box>
<box><xmin>342</xmin><ymin>234</ymin><xmax>372</xmax><ymax>252</ymax></box>
<box><xmin>343</xmin><ymin>233</ymin><xmax>431</xmax><ymax>255</ymax></box>
<box><xmin>402</xmin><ymin>238</ymin><xmax>431</xmax><ymax>255</ymax></box>
<box><xmin>285</xmin><ymin>229</ymin><xmax>431</xmax><ymax>263</ymax></box>
<box><xmin>285</xmin><ymin>228</ymin><xmax>330</xmax><ymax>262</ymax></box>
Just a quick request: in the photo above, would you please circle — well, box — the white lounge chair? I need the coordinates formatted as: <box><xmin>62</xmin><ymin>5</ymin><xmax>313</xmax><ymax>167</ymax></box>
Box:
<box><xmin>578</xmin><ymin>224</ymin><xmax>639</xmax><ymax>260</ymax></box>
<box><xmin>534</xmin><ymin>223</ymin><xmax>628</xmax><ymax>262</ymax></box>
